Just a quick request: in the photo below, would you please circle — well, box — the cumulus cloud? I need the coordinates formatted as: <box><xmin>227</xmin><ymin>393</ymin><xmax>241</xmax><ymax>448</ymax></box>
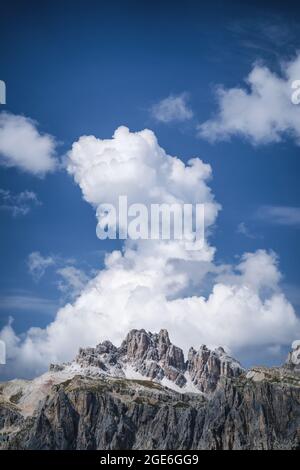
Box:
<box><xmin>197</xmin><ymin>54</ymin><xmax>300</xmax><ymax>145</ymax></box>
<box><xmin>1</xmin><ymin>127</ymin><xmax>299</xmax><ymax>379</ymax></box>
<box><xmin>0</xmin><ymin>189</ymin><xmax>41</xmax><ymax>216</ymax></box>
<box><xmin>0</xmin><ymin>112</ymin><xmax>58</xmax><ymax>175</ymax></box>
<box><xmin>27</xmin><ymin>252</ymin><xmax>55</xmax><ymax>281</ymax></box>
<box><xmin>1</xmin><ymin>247</ymin><xmax>298</xmax><ymax>379</ymax></box>
<box><xmin>216</xmin><ymin>250</ymin><xmax>281</xmax><ymax>294</ymax></box>
<box><xmin>67</xmin><ymin>126</ymin><xmax>218</xmax><ymax>238</ymax></box>
<box><xmin>151</xmin><ymin>93</ymin><xmax>193</xmax><ymax>123</ymax></box>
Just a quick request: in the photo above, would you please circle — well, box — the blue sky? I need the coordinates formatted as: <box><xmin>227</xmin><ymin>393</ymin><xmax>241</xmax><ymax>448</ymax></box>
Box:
<box><xmin>1</xmin><ymin>0</ymin><xmax>300</xmax><ymax>376</ymax></box>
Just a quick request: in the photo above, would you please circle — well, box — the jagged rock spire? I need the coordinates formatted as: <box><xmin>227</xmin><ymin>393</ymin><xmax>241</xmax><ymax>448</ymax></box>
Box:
<box><xmin>69</xmin><ymin>328</ymin><xmax>244</xmax><ymax>394</ymax></box>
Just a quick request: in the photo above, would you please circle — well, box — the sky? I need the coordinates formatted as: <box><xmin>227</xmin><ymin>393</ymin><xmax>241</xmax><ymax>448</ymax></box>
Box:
<box><xmin>0</xmin><ymin>0</ymin><xmax>300</xmax><ymax>379</ymax></box>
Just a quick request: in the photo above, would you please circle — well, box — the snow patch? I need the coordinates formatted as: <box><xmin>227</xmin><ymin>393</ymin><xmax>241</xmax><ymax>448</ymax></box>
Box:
<box><xmin>160</xmin><ymin>377</ymin><xmax>183</xmax><ymax>393</ymax></box>
<box><xmin>182</xmin><ymin>372</ymin><xmax>203</xmax><ymax>394</ymax></box>
<box><xmin>123</xmin><ymin>364</ymin><xmax>146</xmax><ymax>381</ymax></box>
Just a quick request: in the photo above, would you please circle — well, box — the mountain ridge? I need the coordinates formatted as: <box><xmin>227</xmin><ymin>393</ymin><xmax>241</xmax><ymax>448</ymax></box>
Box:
<box><xmin>0</xmin><ymin>329</ymin><xmax>299</xmax><ymax>450</ymax></box>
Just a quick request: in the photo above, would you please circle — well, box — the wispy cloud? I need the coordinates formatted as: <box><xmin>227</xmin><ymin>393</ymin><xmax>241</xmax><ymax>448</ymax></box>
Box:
<box><xmin>56</xmin><ymin>266</ymin><xmax>90</xmax><ymax>300</ymax></box>
<box><xmin>27</xmin><ymin>251</ymin><xmax>91</xmax><ymax>299</ymax></box>
<box><xmin>256</xmin><ymin>205</ymin><xmax>300</xmax><ymax>226</ymax></box>
<box><xmin>0</xmin><ymin>189</ymin><xmax>41</xmax><ymax>217</ymax></box>
<box><xmin>237</xmin><ymin>222</ymin><xmax>259</xmax><ymax>239</ymax></box>
<box><xmin>0</xmin><ymin>291</ymin><xmax>57</xmax><ymax>315</ymax></box>
<box><xmin>228</xmin><ymin>17</ymin><xmax>299</xmax><ymax>57</ymax></box>
<box><xmin>27</xmin><ymin>252</ymin><xmax>55</xmax><ymax>281</ymax></box>
<box><xmin>151</xmin><ymin>92</ymin><xmax>193</xmax><ymax>123</ymax></box>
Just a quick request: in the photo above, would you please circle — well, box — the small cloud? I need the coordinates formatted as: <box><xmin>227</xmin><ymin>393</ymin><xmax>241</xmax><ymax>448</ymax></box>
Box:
<box><xmin>27</xmin><ymin>252</ymin><xmax>55</xmax><ymax>281</ymax></box>
<box><xmin>256</xmin><ymin>205</ymin><xmax>300</xmax><ymax>226</ymax></box>
<box><xmin>197</xmin><ymin>53</ymin><xmax>300</xmax><ymax>145</ymax></box>
<box><xmin>0</xmin><ymin>112</ymin><xmax>58</xmax><ymax>176</ymax></box>
<box><xmin>237</xmin><ymin>222</ymin><xmax>258</xmax><ymax>239</ymax></box>
<box><xmin>151</xmin><ymin>92</ymin><xmax>193</xmax><ymax>123</ymax></box>
<box><xmin>56</xmin><ymin>266</ymin><xmax>90</xmax><ymax>300</ymax></box>
<box><xmin>0</xmin><ymin>188</ymin><xmax>41</xmax><ymax>217</ymax></box>
<box><xmin>27</xmin><ymin>251</ymin><xmax>91</xmax><ymax>299</ymax></box>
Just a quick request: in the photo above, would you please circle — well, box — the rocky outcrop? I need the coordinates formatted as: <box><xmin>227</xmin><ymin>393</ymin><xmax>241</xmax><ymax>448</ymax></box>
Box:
<box><xmin>0</xmin><ymin>331</ymin><xmax>299</xmax><ymax>450</ymax></box>
<box><xmin>2</xmin><ymin>371</ymin><xmax>300</xmax><ymax>450</ymax></box>
<box><xmin>120</xmin><ymin>329</ymin><xmax>187</xmax><ymax>387</ymax></box>
<box><xmin>187</xmin><ymin>345</ymin><xmax>243</xmax><ymax>394</ymax></box>
<box><xmin>61</xmin><ymin>328</ymin><xmax>244</xmax><ymax>394</ymax></box>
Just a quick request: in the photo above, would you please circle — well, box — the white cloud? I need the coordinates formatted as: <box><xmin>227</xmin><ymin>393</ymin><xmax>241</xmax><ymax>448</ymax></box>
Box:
<box><xmin>0</xmin><ymin>292</ymin><xmax>57</xmax><ymax>315</ymax></box>
<box><xmin>151</xmin><ymin>93</ymin><xmax>193</xmax><ymax>123</ymax></box>
<box><xmin>27</xmin><ymin>252</ymin><xmax>55</xmax><ymax>281</ymax></box>
<box><xmin>257</xmin><ymin>205</ymin><xmax>300</xmax><ymax>226</ymax></box>
<box><xmin>27</xmin><ymin>252</ymin><xmax>90</xmax><ymax>299</ymax></box>
<box><xmin>1</xmin><ymin>247</ymin><xmax>298</xmax><ymax>379</ymax></box>
<box><xmin>56</xmin><ymin>266</ymin><xmax>90</xmax><ymax>300</ymax></box>
<box><xmin>1</xmin><ymin>127</ymin><xmax>299</xmax><ymax>379</ymax></box>
<box><xmin>197</xmin><ymin>54</ymin><xmax>300</xmax><ymax>145</ymax></box>
<box><xmin>0</xmin><ymin>189</ymin><xmax>41</xmax><ymax>216</ymax></box>
<box><xmin>237</xmin><ymin>222</ymin><xmax>258</xmax><ymax>239</ymax></box>
<box><xmin>0</xmin><ymin>112</ymin><xmax>58</xmax><ymax>175</ymax></box>
<box><xmin>67</xmin><ymin>126</ymin><xmax>219</xmax><ymax>246</ymax></box>
<box><xmin>216</xmin><ymin>250</ymin><xmax>281</xmax><ymax>293</ymax></box>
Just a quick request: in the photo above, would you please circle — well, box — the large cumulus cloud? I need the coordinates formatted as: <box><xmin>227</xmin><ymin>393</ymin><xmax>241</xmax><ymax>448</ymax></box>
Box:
<box><xmin>1</xmin><ymin>127</ymin><xmax>299</xmax><ymax>379</ymax></box>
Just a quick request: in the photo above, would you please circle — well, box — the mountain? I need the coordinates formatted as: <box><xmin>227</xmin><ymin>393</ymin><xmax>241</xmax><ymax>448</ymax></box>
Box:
<box><xmin>0</xmin><ymin>329</ymin><xmax>299</xmax><ymax>450</ymax></box>
<box><xmin>70</xmin><ymin>329</ymin><xmax>244</xmax><ymax>394</ymax></box>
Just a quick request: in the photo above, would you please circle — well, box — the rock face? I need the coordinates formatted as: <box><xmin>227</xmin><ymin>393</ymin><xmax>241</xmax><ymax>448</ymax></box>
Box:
<box><xmin>187</xmin><ymin>345</ymin><xmax>242</xmax><ymax>394</ymax></box>
<box><xmin>0</xmin><ymin>330</ymin><xmax>299</xmax><ymax>450</ymax></box>
<box><xmin>119</xmin><ymin>329</ymin><xmax>187</xmax><ymax>387</ymax></box>
<box><xmin>67</xmin><ymin>328</ymin><xmax>244</xmax><ymax>394</ymax></box>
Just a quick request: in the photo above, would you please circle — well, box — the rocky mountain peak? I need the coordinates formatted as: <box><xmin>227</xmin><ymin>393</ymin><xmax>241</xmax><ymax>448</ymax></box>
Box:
<box><xmin>187</xmin><ymin>343</ymin><xmax>244</xmax><ymax>393</ymax></box>
<box><xmin>118</xmin><ymin>328</ymin><xmax>186</xmax><ymax>387</ymax></box>
<box><xmin>57</xmin><ymin>328</ymin><xmax>245</xmax><ymax>395</ymax></box>
<box><xmin>120</xmin><ymin>329</ymin><xmax>153</xmax><ymax>361</ymax></box>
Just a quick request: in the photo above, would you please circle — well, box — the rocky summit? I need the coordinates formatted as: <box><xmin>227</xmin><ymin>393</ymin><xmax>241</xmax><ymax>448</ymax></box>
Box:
<box><xmin>0</xmin><ymin>329</ymin><xmax>299</xmax><ymax>450</ymax></box>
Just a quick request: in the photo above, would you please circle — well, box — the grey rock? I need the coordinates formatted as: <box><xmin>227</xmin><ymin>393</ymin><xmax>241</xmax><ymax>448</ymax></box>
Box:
<box><xmin>2</xmin><ymin>371</ymin><xmax>300</xmax><ymax>450</ymax></box>
<box><xmin>187</xmin><ymin>344</ymin><xmax>244</xmax><ymax>393</ymax></box>
<box><xmin>1</xmin><ymin>333</ymin><xmax>299</xmax><ymax>450</ymax></box>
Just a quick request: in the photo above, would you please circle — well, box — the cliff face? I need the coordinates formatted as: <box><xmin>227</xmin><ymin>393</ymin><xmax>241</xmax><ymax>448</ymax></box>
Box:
<box><xmin>73</xmin><ymin>328</ymin><xmax>244</xmax><ymax>394</ymax></box>
<box><xmin>0</xmin><ymin>330</ymin><xmax>299</xmax><ymax>450</ymax></box>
